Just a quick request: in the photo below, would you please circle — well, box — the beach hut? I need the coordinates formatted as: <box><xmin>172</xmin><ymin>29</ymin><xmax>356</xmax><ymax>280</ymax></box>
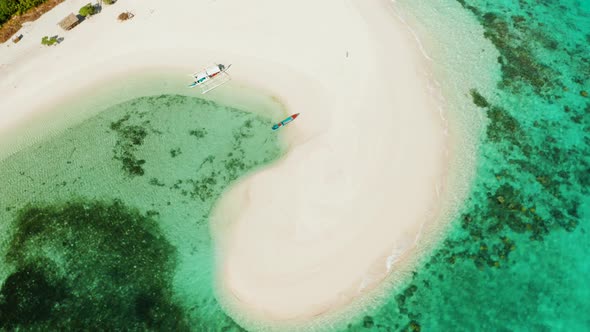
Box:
<box><xmin>58</xmin><ymin>13</ymin><xmax>80</xmax><ymax>31</ymax></box>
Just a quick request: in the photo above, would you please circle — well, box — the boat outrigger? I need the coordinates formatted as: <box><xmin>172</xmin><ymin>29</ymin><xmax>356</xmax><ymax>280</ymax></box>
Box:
<box><xmin>272</xmin><ymin>113</ymin><xmax>300</xmax><ymax>131</ymax></box>
<box><xmin>189</xmin><ymin>63</ymin><xmax>232</xmax><ymax>94</ymax></box>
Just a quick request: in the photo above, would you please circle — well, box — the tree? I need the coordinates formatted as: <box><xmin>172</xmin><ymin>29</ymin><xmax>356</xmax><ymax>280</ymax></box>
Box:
<box><xmin>0</xmin><ymin>0</ymin><xmax>47</xmax><ymax>26</ymax></box>
<box><xmin>78</xmin><ymin>3</ymin><xmax>96</xmax><ymax>17</ymax></box>
<box><xmin>41</xmin><ymin>36</ymin><xmax>58</xmax><ymax>46</ymax></box>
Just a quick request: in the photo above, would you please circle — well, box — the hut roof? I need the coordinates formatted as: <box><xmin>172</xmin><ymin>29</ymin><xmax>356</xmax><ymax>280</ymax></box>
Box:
<box><xmin>58</xmin><ymin>13</ymin><xmax>80</xmax><ymax>30</ymax></box>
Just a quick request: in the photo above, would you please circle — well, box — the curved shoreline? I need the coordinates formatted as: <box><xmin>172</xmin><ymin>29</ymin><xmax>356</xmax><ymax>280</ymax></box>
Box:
<box><xmin>1</xmin><ymin>0</ymin><xmax>451</xmax><ymax>329</ymax></box>
<box><xmin>210</xmin><ymin>0</ymin><xmax>449</xmax><ymax>326</ymax></box>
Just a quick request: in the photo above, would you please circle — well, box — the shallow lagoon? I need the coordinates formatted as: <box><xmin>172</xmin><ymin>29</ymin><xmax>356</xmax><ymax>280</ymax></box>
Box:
<box><xmin>0</xmin><ymin>93</ymin><xmax>283</xmax><ymax>330</ymax></box>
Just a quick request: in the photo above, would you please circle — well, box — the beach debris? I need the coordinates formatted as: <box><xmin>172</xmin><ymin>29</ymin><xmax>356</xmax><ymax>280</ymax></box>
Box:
<box><xmin>581</xmin><ymin>90</ymin><xmax>588</xmax><ymax>97</ymax></box>
<box><xmin>272</xmin><ymin>113</ymin><xmax>300</xmax><ymax>131</ymax></box>
<box><xmin>118</xmin><ymin>11</ymin><xmax>134</xmax><ymax>21</ymax></box>
<box><xmin>12</xmin><ymin>34</ymin><xmax>22</xmax><ymax>43</ymax></box>
<box><xmin>362</xmin><ymin>316</ymin><xmax>374</xmax><ymax>328</ymax></box>
<box><xmin>188</xmin><ymin>64</ymin><xmax>231</xmax><ymax>94</ymax></box>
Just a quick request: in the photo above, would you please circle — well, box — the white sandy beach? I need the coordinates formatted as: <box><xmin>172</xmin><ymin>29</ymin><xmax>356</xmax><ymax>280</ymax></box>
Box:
<box><xmin>0</xmin><ymin>0</ymin><xmax>448</xmax><ymax>327</ymax></box>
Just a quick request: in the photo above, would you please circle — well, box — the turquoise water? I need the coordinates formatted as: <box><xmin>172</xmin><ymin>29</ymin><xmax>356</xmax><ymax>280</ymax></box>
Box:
<box><xmin>343</xmin><ymin>0</ymin><xmax>590</xmax><ymax>331</ymax></box>
<box><xmin>1</xmin><ymin>0</ymin><xmax>589</xmax><ymax>331</ymax></box>
<box><xmin>0</xmin><ymin>94</ymin><xmax>283</xmax><ymax>330</ymax></box>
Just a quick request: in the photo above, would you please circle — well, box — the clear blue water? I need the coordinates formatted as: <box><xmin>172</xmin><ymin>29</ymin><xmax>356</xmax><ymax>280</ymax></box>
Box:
<box><xmin>0</xmin><ymin>94</ymin><xmax>281</xmax><ymax>330</ymax></box>
<box><xmin>0</xmin><ymin>0</ymin><xmax>588</xmax><ymax>331</ymax></box>
<box><xmin>343</xmin><ymin>0</ymin><xmax>590</xmax><ymax>330</ymax></box>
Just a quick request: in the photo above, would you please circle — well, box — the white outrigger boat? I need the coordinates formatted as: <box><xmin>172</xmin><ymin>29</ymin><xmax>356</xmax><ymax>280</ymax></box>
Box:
<box><xmin>188</xmin><ymin>63</ymin><xmax>232</xmax><ymax>94</ymax></box>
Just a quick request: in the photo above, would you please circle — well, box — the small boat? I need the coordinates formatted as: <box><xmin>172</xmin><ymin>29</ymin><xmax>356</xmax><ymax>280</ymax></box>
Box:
<box><xmin>189</xmin><ymin>63</ymin><xmax>232</xmax><ymax>94</ymax></box>
<box><xmin>272</xmin><ymin>113</ymin><xmax>300</xmax><ymax>131</ymax></box>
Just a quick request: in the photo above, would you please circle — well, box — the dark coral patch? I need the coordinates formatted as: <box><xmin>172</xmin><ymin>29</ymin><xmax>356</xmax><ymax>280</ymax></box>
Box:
<box><xmin>110</xmin><ymin>115</ymin><xmax>150</xmax><ymax>177</ymax></box>
<box><xmin>0</xmin><ymin>200</ymin><xmax>189</xmax><ymax>330</ymax></box>
<box><xmin>470</xmin><ymin>89</ymin><xmax>490</xmax><ymax>108</ymax></box>
<box><xmin>0</xmin><ymin>262</ymin><xmax>68</xmax><ymax>329</ymax></box>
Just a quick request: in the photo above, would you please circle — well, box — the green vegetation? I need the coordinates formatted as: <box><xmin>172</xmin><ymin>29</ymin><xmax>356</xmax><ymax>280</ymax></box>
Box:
<box><xmin>40</xmin><ymin>35</ymin><xmax>57</xmax><ymax>46</ymax></box>
<box><xmin>0</xmin><ymin>0</ymin><xmax>48</xmax><ymax>26</ymax></box>
<box><xmin>78</xmin><ymin>3</ymin><xmax>96</xmax><ymax>17</ymax></box>
<box><xmin>118</xmin><ymin>11</ymin><xmax>133</xmax><ymax>21</ymax></box>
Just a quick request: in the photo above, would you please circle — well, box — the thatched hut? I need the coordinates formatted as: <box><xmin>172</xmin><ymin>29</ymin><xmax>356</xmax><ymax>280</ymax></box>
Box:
<box><xmin>58</xmin><ymin>13</ymin><xmax>80</xmax><ymax>31</ymax></box>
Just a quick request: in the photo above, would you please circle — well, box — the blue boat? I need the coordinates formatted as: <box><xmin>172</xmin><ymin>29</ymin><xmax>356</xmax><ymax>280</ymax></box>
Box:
<box><xmin>272</xmin><ymin>113</ymin><xmax>300</xmax><ymax>131</ymax></box>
